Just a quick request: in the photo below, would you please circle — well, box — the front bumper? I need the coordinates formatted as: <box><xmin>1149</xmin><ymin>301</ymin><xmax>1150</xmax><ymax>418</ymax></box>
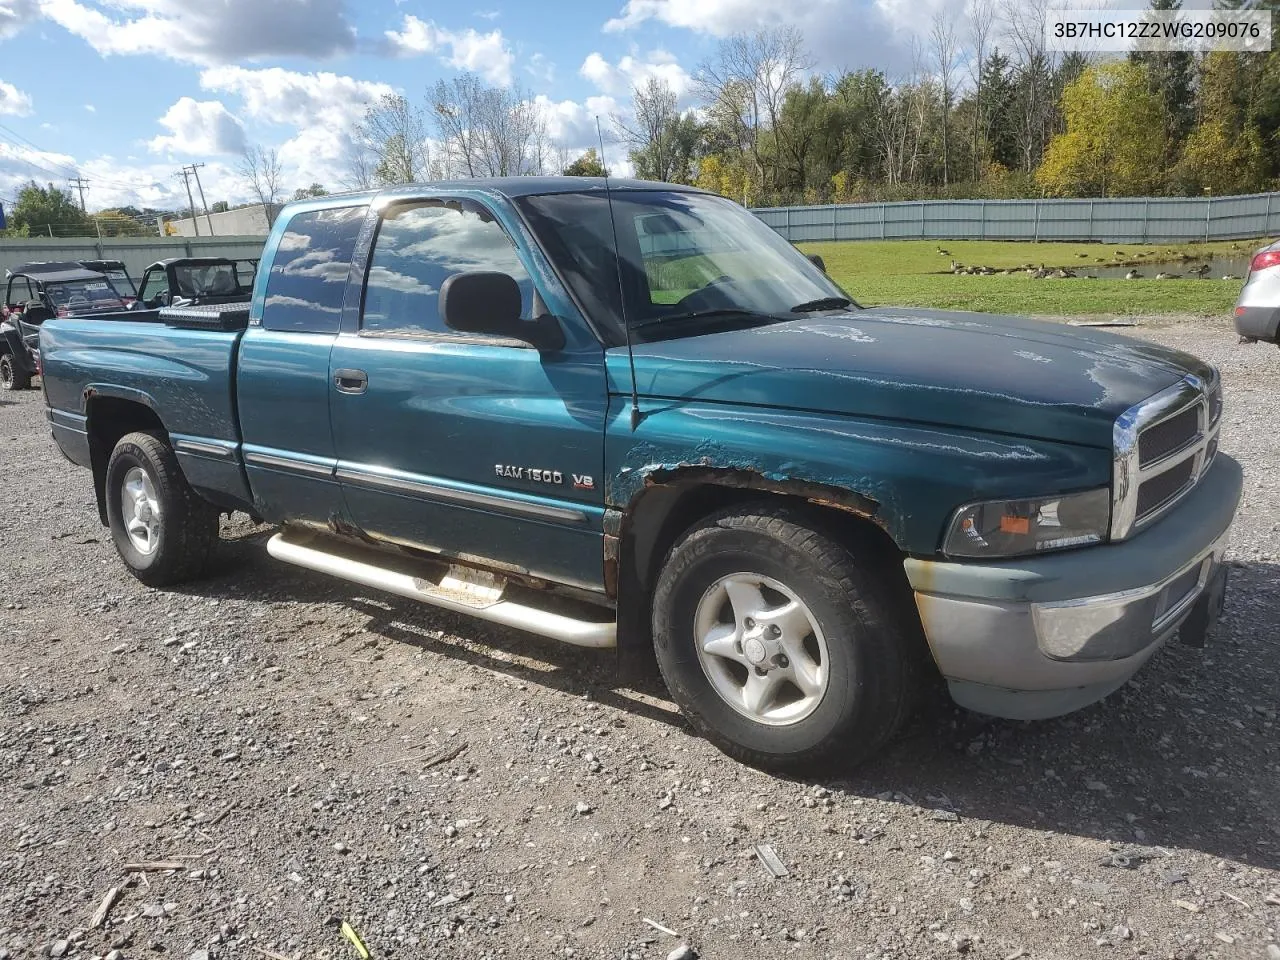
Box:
<box><xmin>905</xmin><ymin>455</ymin><xmax>1243</xmax><ymax>720</ymax></box>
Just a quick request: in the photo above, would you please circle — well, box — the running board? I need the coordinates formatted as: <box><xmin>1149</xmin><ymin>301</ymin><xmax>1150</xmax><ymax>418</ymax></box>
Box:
<box><xmin>266</xmin><ymin>533</ymin><xmax>617</xmax><ymax>649</ymax></box>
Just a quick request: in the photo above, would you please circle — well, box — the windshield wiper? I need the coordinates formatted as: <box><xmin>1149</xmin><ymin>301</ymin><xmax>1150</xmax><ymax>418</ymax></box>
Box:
<box><xmin>790</xmin><ymin>296</ymin><xmax>853</xmax><ymax>313</ymax></box>
<box><xmin>632</xmin><ymin>307</ymin><xmax>778</xmax><ymax>330</ymax></box>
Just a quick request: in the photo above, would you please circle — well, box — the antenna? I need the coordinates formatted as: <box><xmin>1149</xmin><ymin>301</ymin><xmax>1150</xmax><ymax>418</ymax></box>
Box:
<box><xmin>596</xmin><ymin>116</ymin><xmax>642</xmax><ymax>432</ymax></box>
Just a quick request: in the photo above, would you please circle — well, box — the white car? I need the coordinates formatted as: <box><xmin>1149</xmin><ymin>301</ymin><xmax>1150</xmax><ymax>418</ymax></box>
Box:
<box><xmin>1234</xmin><ymin>239</ymin><xmax>1280</xmax><ymax>344</ymax></box>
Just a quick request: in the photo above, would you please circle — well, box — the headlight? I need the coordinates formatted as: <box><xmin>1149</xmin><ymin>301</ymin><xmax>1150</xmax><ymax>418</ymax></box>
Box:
<box><xmin>942</xmin><ymin>488</ymin><xmax>1111</xmax><ymax>558</ymax></box>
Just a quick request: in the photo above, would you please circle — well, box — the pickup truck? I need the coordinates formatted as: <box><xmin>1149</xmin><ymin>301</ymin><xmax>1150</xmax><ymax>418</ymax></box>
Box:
<box><xmin>39</xmin><ymin>179</ymin><xmax>1242</xmax><ymax>772</ymax></box>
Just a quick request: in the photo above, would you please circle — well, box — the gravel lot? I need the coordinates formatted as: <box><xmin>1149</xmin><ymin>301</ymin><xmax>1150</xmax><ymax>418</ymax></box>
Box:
<box><xmin>1</xmin><ymin>316</ymin><xmax>1277</xmax><ymax>960</ymax></box>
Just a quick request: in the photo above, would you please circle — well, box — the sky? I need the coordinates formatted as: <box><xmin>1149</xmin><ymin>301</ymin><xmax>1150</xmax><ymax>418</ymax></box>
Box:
<box><xmin>0</xmin><ymin>0</ymin><xmax>967</xmax><ymax>213</ymax></box>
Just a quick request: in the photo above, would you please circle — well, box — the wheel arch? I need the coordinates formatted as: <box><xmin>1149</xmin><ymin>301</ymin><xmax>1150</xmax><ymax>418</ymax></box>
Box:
<box><xmin>610</xmin><ymin>467</ymin><xmax>914</xmax><ymax>677</ymax></box>
<box><xmin>85</xmin><ymin>393</ymin><xmax>169</xmax><ymax>525</ymax></box>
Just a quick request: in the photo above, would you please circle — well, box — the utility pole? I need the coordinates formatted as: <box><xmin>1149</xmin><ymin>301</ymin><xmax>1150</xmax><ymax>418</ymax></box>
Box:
<box><xmin>67</xmin><ymin>177</ymin><xmax>90</xmax><ymax>211</ymax></box>
<box><xmin>175</xmin><ymin>167</ymin><xmax>200</xmax><ymax>237</ymax></box>
<box><xmin>187</xmin><ymin>162</ymin><xmax>215</xmax><ymax>236</ymax></box>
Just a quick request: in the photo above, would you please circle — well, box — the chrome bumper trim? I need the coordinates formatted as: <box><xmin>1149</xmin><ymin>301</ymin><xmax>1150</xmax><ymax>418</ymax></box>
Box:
<box><xmin>1032</xmin><ymin>530</ymin><xmax>1228</xmax><ymax>662</ymax></box>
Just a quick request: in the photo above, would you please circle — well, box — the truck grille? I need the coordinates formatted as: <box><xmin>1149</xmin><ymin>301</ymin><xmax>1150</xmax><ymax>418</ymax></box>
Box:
<box><xmin>1112</xmin><ymin>373</ymin><xmax>1221</xmax><ymax>540</ymax></box>
<box><xmin>1138</xmin><ymin>405</ymin><xmax>1198</xmax><ymax>466</ymax></box>
<box><xmin>1135</xmin><ymin>458</ymin><xmax>1195</xmax><ymax>517</ymax></box>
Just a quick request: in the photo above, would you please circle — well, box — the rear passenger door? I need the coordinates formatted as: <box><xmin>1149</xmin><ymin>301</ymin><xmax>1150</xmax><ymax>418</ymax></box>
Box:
<box><xmin>328</xmin><ymin>196</ymin><xmax>609</xmax><ymax>594</ymax></box>
<box><xmin>238</xmin><ymin>205</ymin><xmax>366</xmax><ymax>529</ymax></box>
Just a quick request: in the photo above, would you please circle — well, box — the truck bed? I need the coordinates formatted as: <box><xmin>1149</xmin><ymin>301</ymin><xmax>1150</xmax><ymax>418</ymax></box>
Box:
<box><xmin>40</xmin><ymin>316</ymin><xmax>250</xmax><ymax>508</ymax></box>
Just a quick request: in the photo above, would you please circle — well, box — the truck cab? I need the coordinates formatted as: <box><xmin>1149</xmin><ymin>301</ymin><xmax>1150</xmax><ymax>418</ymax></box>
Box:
<box><xmin>37</xmin><ymin>180</ymin><xmax>1242</xmax><ymax>772</ymax></box>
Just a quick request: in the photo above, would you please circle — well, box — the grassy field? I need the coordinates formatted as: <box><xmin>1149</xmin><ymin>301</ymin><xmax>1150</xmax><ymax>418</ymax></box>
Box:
<box><xmin>796</xmin><ymin>238</ymin><xmax>1266</xmax><ymax>316</ymax></box>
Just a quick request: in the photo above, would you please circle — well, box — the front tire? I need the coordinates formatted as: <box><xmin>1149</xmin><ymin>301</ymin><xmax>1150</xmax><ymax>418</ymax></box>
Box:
<box><xmin>0</xmin><ymin>352</ymin><xmax>31</xmax><ymax>390</ymax></box>
<box><xmin>104</xmin><ymin>431</ymin><xmax>219</xmax><ymax>586</ymax></box>
<box><xmin>652</xmin><ymin>505</ymin><xmax>919</xmax><ymax>773</ymax></box>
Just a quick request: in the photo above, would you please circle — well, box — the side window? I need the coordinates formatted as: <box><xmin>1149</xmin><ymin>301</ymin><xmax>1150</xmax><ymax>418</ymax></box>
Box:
<box><xmin>361</xmin><ymin>200</ymin><xmax>533</xmax><ymax>337</ymax></box>
<box><xmin>263</xmin><ymin>206</ymin><xmax>366</xmax><ymax>334</ymax></box>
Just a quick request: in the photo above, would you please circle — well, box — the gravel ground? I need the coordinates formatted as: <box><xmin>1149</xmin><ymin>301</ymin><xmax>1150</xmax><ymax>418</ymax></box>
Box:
<box><xmin>1</xmin><ymin>315</ymin><xmax>1277</xmax><ymax>960</ymax></box>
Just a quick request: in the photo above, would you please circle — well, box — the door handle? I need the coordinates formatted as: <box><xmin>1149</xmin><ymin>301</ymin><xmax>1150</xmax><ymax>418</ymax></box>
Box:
<box><xmin>334</xmin><ymin>368</ymin><xmax>368</xmax><ymax>395</ymax></box>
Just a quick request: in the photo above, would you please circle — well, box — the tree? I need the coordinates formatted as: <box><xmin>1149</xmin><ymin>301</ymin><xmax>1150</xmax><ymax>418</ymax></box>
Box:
<box><xmin>210</xmin><ymin>200</ymin><xmax>230</xmax><ymax>213</ymax></box>
<box><xmin>617</xmin><ymin>77</ymin><xmax>703</xmax><ymax>184</ymax></box>
<box><xmin>352</xmin><ymin>94</ymin><xmax>431</xmax><ymax>187</ymax></box>
<box><xmin>967</xmin><ymin>0</ymin><xmax>997</xmax><ymax>179</ymax></box>
<box><xmin>292</xmin><ymin>183</ymin><xmax>329</xmax><ymax>200</ymax></box>
<box><xmin>1175</xmin><ymin>51</ymin><xmax>1267</xmax><ymax>193</ymax></box>
<box><xmin>1129</xmin><ymin>0</ymin><xmax>1194</xmax><ymax>158</ymax></box>
<box><xmin>8</xmin><ymin>181</ymin><xmax>91</xmax><ymax>236</ymax></box>
<box><xmin>563</xmin><ymin>148</ymin><xmax>607</xmax><ymax>177</ymax></box>
<box><xmin>930</xmin><ymin>12</ymin><xmax>960</xmax><ymax>186</ymax></box>
<box><xmin>1037</xmin><ymin>62</ymin><xmax>1167</xmax><ymax>196</ymax></box>
<box><xmin>696</xmin><ymin>27</ymin><xmax>810</xmax><ymax>193</ymax></box>
<box><xmin>430</xmin><ymin>73</ymin><xmax>548</xmax><ymax>177</ymax></box>
<box><xmin>238</xmin><ymin>145</ymin><xmax>284</xmax><ymax>207</ymax></box>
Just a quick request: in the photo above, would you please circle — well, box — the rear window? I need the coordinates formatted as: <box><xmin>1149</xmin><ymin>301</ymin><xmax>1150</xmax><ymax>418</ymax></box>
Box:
<box><xmin>262</xmin><ymin>206</ymin><xmax>365</xmax><ymax>334</ymax></box>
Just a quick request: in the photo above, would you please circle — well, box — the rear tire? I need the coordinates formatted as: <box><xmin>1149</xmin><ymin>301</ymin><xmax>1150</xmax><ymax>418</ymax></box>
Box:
<box><xmin>651</xmin><ymin>504</ymin><xmax>919</xmax><ymax>773</ymax></box>
<box><xmin>104</xmin><ymin>431</ymin><xmax>219</xmax><ymax>586</ymax></box>
<box><xmin>0</xmin><ymin>352</ymin><xmax>31</xmax><ymax>390</ymax></box>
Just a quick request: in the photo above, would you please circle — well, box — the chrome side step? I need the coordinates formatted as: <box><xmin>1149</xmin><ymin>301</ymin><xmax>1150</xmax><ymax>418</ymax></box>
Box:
<box><xmin>266</xmin><ymin>533</ymin><xmax>617</xmax><ymax>649</ymax></box>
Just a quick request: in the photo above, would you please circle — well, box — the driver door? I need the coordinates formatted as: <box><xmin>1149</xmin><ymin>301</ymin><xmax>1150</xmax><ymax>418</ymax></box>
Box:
<box><xmin>328</xmin><ymin>196</ymin><xmax>609</xmax><ymax>594</ymax></box>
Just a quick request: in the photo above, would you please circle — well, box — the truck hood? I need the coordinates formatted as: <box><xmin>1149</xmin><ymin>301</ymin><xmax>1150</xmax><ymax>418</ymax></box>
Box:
<box><xmin>611</xmin><ymin>308</ymin><xmax>1215</xmax><ymax>449</ymax></box>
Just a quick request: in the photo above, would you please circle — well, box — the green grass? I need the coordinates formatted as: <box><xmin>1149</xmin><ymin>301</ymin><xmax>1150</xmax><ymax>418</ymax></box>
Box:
<box><xmin>796</xmin><ymin>239</ymin><xmax>1265</xmax><ymax>316</ymax></box>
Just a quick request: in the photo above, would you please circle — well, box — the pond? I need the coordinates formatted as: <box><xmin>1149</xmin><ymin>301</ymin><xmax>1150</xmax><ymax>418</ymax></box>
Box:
<box><xmin>1081</xmin><ymin>254</ymin><xmax>1253</xmax><ymax>280</ymax></box>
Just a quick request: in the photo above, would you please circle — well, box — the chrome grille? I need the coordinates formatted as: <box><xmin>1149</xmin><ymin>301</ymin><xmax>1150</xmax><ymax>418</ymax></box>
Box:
<box><xmin>1112</xmin><ymin>372</ymin><xmax>1221</xmax><ymax>540</ymax></box>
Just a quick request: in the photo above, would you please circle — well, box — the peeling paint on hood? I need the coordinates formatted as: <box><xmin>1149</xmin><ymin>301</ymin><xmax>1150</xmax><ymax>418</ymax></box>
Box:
<box><xmin>608</xmin><ymin>307</ymin><xmax>1214</xmax><ymax>449</ymax></box>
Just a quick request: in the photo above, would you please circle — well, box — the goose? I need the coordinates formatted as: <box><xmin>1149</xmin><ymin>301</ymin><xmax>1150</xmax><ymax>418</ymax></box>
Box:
<box><xmin>1125</xmin><ymin>269</ymin><xmax>1143</xmax><ymax>280</ymax></box>
<box><xmin>1154</xmin><ymin>271</ymin><xmax>1180</xmax><ymax>280</ymax></box>
<box><xmin>937</xmin><ymin>246</ymin><xmax>951</xmax><ymax>256</ymax></box>
<box><xmin>1222</xmin><ymin>274</ymin><xmax>1242</xmax><ymax>281</ymax></box>
<box><xmin>1191</xmin><ymin>263</ymin><xmax>1211</xmax><ymax>277</ymax></box>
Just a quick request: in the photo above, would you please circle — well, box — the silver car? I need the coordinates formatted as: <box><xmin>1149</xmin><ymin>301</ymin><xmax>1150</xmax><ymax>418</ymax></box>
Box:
<box><xmin>1234</xmin><ymin>239</ymin><xmax>1280</xmax><ymax>344</ymax></box>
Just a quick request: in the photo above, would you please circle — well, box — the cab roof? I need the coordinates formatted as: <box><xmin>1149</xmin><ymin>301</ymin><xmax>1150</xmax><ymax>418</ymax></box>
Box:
<box><xmin>8</xmin><ymin>263</ymin><xmax>108</xmax><ymax>283</ymax></box>
<box><xmin>290</xmin><ymin>177</ymin><xmax>709</xmax><ymax>212</ymax></box>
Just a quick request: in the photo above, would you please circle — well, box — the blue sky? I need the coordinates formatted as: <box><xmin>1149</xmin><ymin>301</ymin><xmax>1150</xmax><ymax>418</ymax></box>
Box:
<box><xmin>0</xmin><ymin>0</ymin><xmax>938</xmax><ymax>212</ymax></box>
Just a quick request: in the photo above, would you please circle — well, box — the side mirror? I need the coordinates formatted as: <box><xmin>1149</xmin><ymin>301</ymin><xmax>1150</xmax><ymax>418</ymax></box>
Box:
<box><xmin>807</xmin><ymin>253</ymin><xmax>827</xmax><ymax>273</ymax></box>
<box><xmin>440</xmin><ymin>271</ymin><xmax>563</xmax><ymax>350</ymax></box>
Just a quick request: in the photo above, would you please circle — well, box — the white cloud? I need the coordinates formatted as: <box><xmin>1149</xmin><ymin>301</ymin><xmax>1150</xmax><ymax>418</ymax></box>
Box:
<box><xmin>38</xmin><ymin>0</ymin><xmax>356</xmax><ymax>66</ymax></box>
<box><xmin>534</xmin><ymin>93</ymin><xmax>621</xmax><ymax>152</ymax></box>
<box><xmin>526</xmin><ymin>52</ymin><xmax>555</xmax><ymax>84</ymax></box>
<box><xmin>200</xmin><ymin>65</ymin><xmax>395</xmax><ymax>129</ymax></box>
<box><xmin>601</xmin><ymin>0</ymin><xmax>925</xmax><ymax>74</ymax></box>
<box><xmin>148</xmin><ymin>97</ymin><xmax>246</xmax><ymax>156</ymax></box>
<box><xmin>474</xmin><ymin>9</ymin><xmax>499</xmax><ymax>20</ymax></box>
<box><xmin>384</xmin><ymin>13</ymin><xmax>439</xmax><ymax>54</ymax></box>
<box><xmin>84</xmin><ymin>103</ymin><xmax>95</xmax><ymax>112</ymax></box>
<box><xmin>579</xmin><ymin>49</ymin><xmax>692</xmax><ymax>98</ymax></box>
<box><xmin>0</xmin><ymin>79</ymin><xmax>33</xmax><ymax>116</ymax></box>
<box><xmin>0</xmin><ymin>141</ymin><xmax>252</xmax><ymax>213</ymax></box>
<box><xmin>0</xmin><ymin>0</ymin><xmax>38</xmax><ymax>38</ymax></box>
<box><xmin>384</xmin><ymin>15</ymin><xmax>514</xmax><ymax>86</ymax></box>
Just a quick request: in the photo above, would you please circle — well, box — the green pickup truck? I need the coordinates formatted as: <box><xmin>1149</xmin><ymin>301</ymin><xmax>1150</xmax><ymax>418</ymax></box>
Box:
<box><xmin>38</xmin><ymin>178</ymin><xmax>1241</xmax><ymax>771</ymax></box>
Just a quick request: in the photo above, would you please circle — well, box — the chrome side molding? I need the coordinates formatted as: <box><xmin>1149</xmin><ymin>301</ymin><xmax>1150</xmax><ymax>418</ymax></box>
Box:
<box><xmin>266</xmin><ymin>532</ymin><xmax>617</xmax><ymax>649</ymax></box>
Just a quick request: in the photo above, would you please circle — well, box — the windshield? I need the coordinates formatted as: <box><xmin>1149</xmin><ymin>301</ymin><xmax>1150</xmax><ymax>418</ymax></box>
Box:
<box><xmin>103</xmin><ymin>269</ymin><xmax>137</xmax><ymax>296</ymax></box>
<box><xmin>516</xmin><ymin>190</ymin><xmax>853</xmax><ymax>344</ymax></box>
<box><xmin>46</xmin><ymin>279</ymin><xmax>126</xmax><ymax>314</ymax></box>
<box><xmin>172</xmin><ymin>263</ymin><xmax>242</xmax><ymax>299</ymax></box>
